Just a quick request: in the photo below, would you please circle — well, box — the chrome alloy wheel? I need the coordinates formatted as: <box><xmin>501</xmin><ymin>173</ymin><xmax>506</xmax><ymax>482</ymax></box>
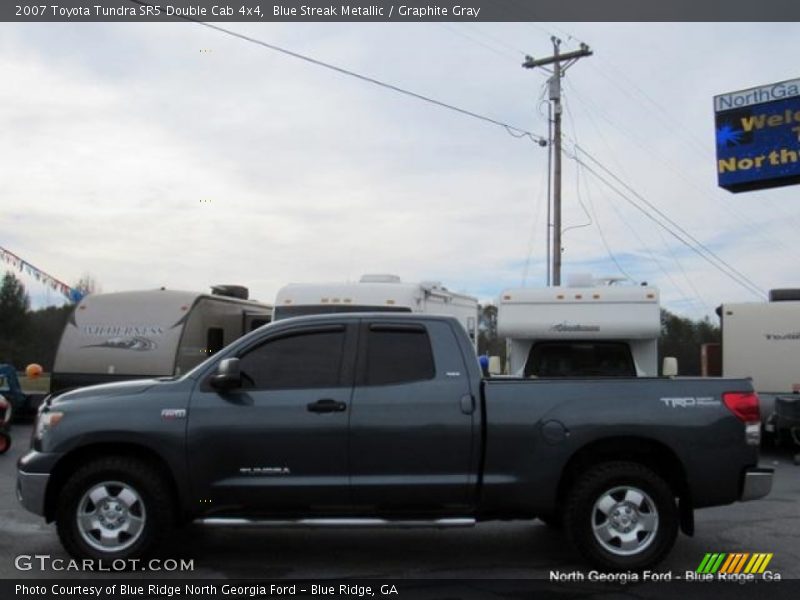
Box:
<box><xmin>591</xmin><ymin>485</ymin><xmax>659</xmax><ymax>556</ymax></box>
<box><xmin>76</xmin><ymin>481</ymin><xmax>146</xmax><ymax>552</ymax></box>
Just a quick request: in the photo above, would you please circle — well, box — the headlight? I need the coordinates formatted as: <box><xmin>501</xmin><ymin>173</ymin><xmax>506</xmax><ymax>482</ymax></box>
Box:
<box><xmin>35</xmin><ymin>411</ymin><xmax>64</xmax><ymax>440</ymax></box>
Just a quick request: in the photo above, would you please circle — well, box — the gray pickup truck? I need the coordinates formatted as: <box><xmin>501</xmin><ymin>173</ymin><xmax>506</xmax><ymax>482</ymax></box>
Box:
<box><xmin>18</xmin><ymin>314</ymin><xmax>773</xmax><ymax>570</ymax></box>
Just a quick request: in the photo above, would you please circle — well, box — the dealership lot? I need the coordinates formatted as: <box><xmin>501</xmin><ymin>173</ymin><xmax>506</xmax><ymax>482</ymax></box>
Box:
<box><xmin>2</xmin><ymin>425</ymin><xmax>798</xmax><ymax>580</ymax></box>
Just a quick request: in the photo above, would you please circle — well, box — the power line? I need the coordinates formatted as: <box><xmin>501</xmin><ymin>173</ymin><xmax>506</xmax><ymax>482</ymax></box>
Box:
<box><xmin>567</xmin><ymin>149</ymin><xmax>766</xmax><ymax>299</ymax></box>
<box><xmin>437</xmin><ymin>23</ymin><xmax>521</xmax><ymax>62</ymax></box>
<box><xmin>565</xmin><ymin>76</ymin><xmax>800</xmax><ymax>264</ymax></box>
<box><xmin>565</xmin><ymin>95</ymin><xmax>703</xmax><ymax>310</ymax></box>
<box><xmin>521</xmin><ymin>159</ymin><xmax>550</xmax><ymax>286</ymax></box>
<box><xmin>654</xmin><ymin>224</ymin><xmax>715</xmax><ymax>315</ymax></box>
<box><xmin>561</xmin><ymin>95</ymin><xmax>592</xmax><ymax>237</ymax></box>
<box><xmin>577</xmin><ymin>160</ymin><xmax>637</xmax><ymax>282</ymax></box>
<box><xmin>127</xmin><ymin>1</ymin><xmax>546</xmax><ymax>145</ymax></box>
<box><xmin>429</xmin><ymin>17</ymin><xmax>783</xmax><ymax>302</ymax></box>
<box><xmin>453</xmin><ymin>23</ymin><xmax>530</xmax><ymax>58</ymax></box>
<box><xmin>588</xmin><ymin>59</ymin><xmax>712</xmax><ymax>160</ymax></box>
<box><xmin>582</xmin><ymin>160</ymin><xmax>696</xmax><ymax>306</ymax></box>
<box><xmin>561</xmin><ymin>154</ymin><xmax>593</xmax><ymax>236</ymax></box>
<box><xmin>575</xmin><ymin>146</ymin><xmax>765</xmax><ymax>297</ymax></box>
<box><xmin>564</xmin><ymin>90</ymin><xmax>712</xmax><ymax>313</ymax></box>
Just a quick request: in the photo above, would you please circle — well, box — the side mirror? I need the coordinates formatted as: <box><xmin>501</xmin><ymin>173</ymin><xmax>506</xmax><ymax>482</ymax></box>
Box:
<box><xmin>488</xmin><ymin>356</ymin><xmax>503</xmax><ymax>376</ymax></box>
<box><xmin>211</xmin><ymin>358</ymin><xmax>242</xmax><ymax>390</ymax></box>
<box><xmin>662</xmin><ymin>357</ymin><xmax>678</xmax><ymax>377</ymax></box>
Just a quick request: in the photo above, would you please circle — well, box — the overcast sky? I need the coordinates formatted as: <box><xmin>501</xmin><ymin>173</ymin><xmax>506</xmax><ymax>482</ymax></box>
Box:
<box><xmin>1</xmin><ymin>21</ymin><xmax>799</xmax><ymax>318</ymax></box>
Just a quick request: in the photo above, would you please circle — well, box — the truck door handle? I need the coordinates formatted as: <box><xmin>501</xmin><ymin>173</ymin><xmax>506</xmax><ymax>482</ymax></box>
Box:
<box><xmin>307</xmin><ymin>399</ymin><xmax>347</xmax><ymax>413</ymax></box>
<box><xmin>460</xmin><ymin>394</ymin><xmax>475</xmax><ymax>415</ymax></box>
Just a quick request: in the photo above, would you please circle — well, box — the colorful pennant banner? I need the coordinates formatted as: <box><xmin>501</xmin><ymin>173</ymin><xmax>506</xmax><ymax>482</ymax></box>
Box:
<box><xmin>0</xmin><ymin>245</ymin><xmax>84</xmax><ymax>302</ymax></box>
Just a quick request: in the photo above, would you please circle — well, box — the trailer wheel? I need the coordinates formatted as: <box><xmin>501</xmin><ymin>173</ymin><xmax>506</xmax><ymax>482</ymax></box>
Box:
<box><xmin>56</xmin><ymin>456</ymin><xmax>173</xmax><ymax>562</ymax></box>
<box><xmin>564</xmin><ymin>461</ymin><xmax>678</xmax><ymax>571</ymax></box>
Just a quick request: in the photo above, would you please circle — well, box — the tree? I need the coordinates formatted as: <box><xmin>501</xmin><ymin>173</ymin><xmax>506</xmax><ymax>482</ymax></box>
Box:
<box><xmin>18</xmin><ymin>305</ymin><xmax>73</xmax><ymax>371</ymax></box>
<box><xmin>478</xmin><ymin>303</ymin><xmax>506</xmax><ymax>363</ymax></box>
<box><xmin>0</xmin><ymin>271</ymin><xmax>31</xmax><ymax>365</ymax></box>
<box><xmin>658</xmin><ymin>308</ymin><xmax>720</xmax><ymax>376</ymax></box>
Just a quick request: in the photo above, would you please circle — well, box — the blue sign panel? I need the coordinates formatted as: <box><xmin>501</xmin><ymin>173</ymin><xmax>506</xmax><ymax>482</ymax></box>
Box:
<box><xmin>715</xmin><ymin>78</ymin><xmax>800</xmax><ymax>193</ymax></box>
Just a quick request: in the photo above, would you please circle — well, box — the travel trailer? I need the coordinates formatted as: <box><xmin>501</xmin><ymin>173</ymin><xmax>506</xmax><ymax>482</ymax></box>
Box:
<box><xmin>51</xmin><ymin>286</ymin><xmax>272</xmax><ymax>392</ymax></box>
<box><xmin>716</xmin><ymin>289</ymin><xmax>800</xmax><ymax>432</ymax></box>
<box><xmin>273</xmin><ymin>274</ymin><xmax>479</xmax><ymax>347</ymax></box>
<box><xmin>497</xmin><ymin>280</ymin><xmax>661</xmax><ymax>377</ymax></box>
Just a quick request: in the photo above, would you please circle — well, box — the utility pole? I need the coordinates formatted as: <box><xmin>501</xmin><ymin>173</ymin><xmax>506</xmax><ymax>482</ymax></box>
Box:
<box><xmin>523</xmin><ymin>37</ymin><xmax>592</xmax><ymax>286</ymax></box>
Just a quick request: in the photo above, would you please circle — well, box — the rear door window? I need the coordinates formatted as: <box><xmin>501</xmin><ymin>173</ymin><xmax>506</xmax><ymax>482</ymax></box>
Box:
<box><xmin>364</xmin><ymin>325</ymin><xmax>436</xmax><ymax>386</ymax></box>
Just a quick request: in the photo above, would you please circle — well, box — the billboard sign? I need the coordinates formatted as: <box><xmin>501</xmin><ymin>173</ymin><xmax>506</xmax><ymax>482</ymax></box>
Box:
<box><xmin>714</xmin><ymin>78</ymin><xmax>800</xmax><ymax>193</ymax></box>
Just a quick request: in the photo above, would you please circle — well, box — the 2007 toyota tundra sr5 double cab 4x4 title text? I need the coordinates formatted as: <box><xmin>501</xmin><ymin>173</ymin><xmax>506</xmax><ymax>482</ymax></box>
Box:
<box><xmin>18</xmin><ymin>314</ymin><xmax>773</xmax><ymax>569</ymax></box>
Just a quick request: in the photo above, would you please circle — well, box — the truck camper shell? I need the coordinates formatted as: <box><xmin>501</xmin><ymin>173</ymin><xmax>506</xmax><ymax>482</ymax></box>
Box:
<box><xmin>497</xmin><ymin>284</ymin><xmax>661</xmax><ymax>377</ymax></box>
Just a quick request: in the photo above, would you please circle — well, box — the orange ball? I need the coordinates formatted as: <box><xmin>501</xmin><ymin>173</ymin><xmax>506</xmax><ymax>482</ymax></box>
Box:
<box><xmin>25</xmin><ymin>363</ymin><xmax>43</xmax><ymax>379</ymax></box>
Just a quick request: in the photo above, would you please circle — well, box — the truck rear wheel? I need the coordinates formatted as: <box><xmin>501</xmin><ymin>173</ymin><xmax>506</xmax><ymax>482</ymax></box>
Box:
<box><xmin>564</xmin><ymin>461</ymin><xmax>678</xmax><ymax>571</ymax></box>
<box><xmin>56</xmin><ymin>457</ymin><xmax>173</xmax><ymax>562</ymax></box>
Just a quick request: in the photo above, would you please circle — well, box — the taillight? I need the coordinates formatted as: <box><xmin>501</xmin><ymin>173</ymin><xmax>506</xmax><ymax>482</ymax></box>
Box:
<box><xmin>723</xmin><ymin>391</ymin><xmax>761</xmax><ymax>423</ymax></box>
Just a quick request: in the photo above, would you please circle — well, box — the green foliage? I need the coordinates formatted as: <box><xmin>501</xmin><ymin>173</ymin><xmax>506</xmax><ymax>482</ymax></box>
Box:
<box><xmin>0</xmin><ymin>271</ymin><xmax>31</xmax><ymax>364</ymax></box>
<box><xmin>658</xmin><ymin>308</ymin><xmax>720</xmax><ymax>376</ymax></box>
<box><xmin>0</xmin><ymin>271</ymin><xmax>72</xmax><ymax>371</ymax></box>
<box><xmin>20</xmin><ymin>305</ymin><xmax>73</xmax><ymax>371</ymax></box>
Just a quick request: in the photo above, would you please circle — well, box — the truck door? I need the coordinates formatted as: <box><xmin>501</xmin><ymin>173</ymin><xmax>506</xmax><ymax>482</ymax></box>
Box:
<box><xmin>349</xmin><ymin>319</ymin><xmax>477</xmax><ymax>513</ymax></box>
<box><xmin>187</xmin><ymin>322</ymin><xmax>356</xmax><ymax>512</ymax></box>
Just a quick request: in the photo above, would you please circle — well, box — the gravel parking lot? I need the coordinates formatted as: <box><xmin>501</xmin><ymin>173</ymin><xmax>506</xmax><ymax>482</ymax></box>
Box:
<box><xmin>2</xmin><ymin>425</ymin><xmax>798</xmax><ymax>581</ymax></box>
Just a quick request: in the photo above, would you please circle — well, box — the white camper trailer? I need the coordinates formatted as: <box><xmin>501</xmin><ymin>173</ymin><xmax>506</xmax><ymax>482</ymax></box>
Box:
<box><xmin>497</xmin><ymin>282</ymin><xmax>661</xmax><ymax>377</ymax></box>
<box><xmin>273</xmin><ymin>274</ymin><xmax>479</xmax><ymax>347</ymax></box>
<box><xmin>52</xmin><ymin>286</ymin><xmax>272</xmax><ymax>392</ymax></box>
<box><xmin>719</xmin><ymin>290</ymin><xmax>800</xmax><ymax>428</ymax></box>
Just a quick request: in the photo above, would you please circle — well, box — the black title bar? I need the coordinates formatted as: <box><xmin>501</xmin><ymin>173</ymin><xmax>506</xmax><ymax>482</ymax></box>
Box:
<box><xmin>4</xmin><ymin>0</ymin><xmax>800</xmax><ymax>22</ymax></box>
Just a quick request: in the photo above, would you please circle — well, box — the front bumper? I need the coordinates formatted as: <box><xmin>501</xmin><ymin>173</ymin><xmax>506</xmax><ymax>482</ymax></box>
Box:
<box><xmin>17</xmin><ymin>450</ymin><xmax>56</xmax><ymax>517</ymax></box>
<box><xmin>740</xmin><ymin>467</ymin><xmax>774</xmax><ymax>502</ymax></box>
<box><xmin>17</xmin><ymin>470</ymin><xmax>50</xmax><ymax>516</ymax></box>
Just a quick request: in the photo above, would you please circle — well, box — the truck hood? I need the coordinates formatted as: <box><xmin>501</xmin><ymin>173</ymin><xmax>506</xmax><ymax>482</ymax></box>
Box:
<box><xmin>53</xmin><ymin>378</ymin><xmax>163</xmax><ymax>403</ymax></box>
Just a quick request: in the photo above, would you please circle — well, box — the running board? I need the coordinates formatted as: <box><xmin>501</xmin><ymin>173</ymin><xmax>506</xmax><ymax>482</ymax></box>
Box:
<box><xmin>197</xmin><ymin>517</ymin><xmax>476</xmax><ymax>528</ymax></box>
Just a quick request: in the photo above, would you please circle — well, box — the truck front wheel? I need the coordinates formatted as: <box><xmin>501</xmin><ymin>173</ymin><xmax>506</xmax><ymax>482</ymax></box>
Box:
<box><xmin>56</xmin><ymin>457</ymin><xmax>173</xmax><ymax>562</ymax></box>
<box><xmin>564</xmin><ymin>461</ymin><xmax>678</xmax><ymax>571</ymax></box>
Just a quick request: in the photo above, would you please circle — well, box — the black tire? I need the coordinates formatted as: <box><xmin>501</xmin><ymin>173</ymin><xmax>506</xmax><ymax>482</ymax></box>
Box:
<box><xmin>56</xmin><ymin>456</ymin><xmax>173</xmax><ymax>562</ymax></box>
<box><xmin>564</xmin><ymin>461</ymin><xmax>678</xmax><ymax>571</ymax></box>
